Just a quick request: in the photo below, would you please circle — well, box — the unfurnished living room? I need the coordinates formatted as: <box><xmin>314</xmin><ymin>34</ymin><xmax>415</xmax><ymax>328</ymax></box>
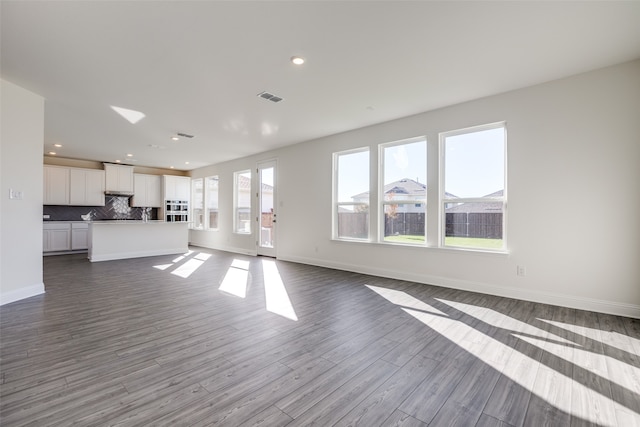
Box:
<box><xmin>1</xmin><ymin>1</ymin><xmax>639</xmax><ymax>426</ymax></box>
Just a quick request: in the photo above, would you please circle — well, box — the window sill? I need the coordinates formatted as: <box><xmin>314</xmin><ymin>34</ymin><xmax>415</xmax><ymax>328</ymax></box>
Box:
<box><xmin>331</xmin><ymin>237</ymin><xmax>509</xmax><ymax>255</ymax></box>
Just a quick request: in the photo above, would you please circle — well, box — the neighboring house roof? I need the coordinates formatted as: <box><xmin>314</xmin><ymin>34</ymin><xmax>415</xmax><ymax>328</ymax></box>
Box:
<box><xmin>445</xmin><ymin>190</ymin><xmax>504</xmax><ymax>213</ymax></box>
<box><xmin>351</xmin><ymin>178</ymin><xmax>504</xmax><ymax>213</ymax></box>
<box><xmin>351</xmin><ymin>178</ymin><xmax>457</xmax><ymax>200</ymax></box>
<box><xmin>352</xmin><ymin>178</ymin><xmax>426</xmax><ymax>200</ymax></box>
<box><xmin>237</xmin><ymin>174</ymin><xmax>273</xmax><ymax>192</ymax></box>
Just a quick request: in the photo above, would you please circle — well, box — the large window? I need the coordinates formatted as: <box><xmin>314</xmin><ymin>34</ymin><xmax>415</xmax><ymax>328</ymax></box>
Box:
<box><xmin>191</xmin><ymin>178</ymin><xmax>204</xmax><ymax>229</ymax></box>
<box><xmin>441</xmin><ymin>123</ymin><xmax>506</xmax><ymax>250</ymax></box>
<box><xmin>206</xmin><ymin>176</ymin><xmax>219</xmax><ymax>230</ymax></box>
<box><xmin>333</xmin><ymin>148</ymin><xmax>370</xmax><ymax>240</ymax></box>
<box><xmin>380</xmin><ymin>138</ymin><xmax>426</xmax><ymax>244</ymax></box>
<box><xmin>234</xmin><ymin>170</ymin><xmax>251</xmax><ymax>234</ymax></box>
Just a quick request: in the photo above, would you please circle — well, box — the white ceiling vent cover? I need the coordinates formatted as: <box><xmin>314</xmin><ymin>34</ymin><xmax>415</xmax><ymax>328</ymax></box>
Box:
<box><xmin>257</xmin><ymin>91</ymin><xmax>283</xmax><ymax>103</ymax></box>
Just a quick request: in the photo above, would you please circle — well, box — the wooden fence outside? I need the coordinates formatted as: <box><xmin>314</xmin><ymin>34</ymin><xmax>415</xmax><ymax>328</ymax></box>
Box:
<box><xmin>337</xmin><ymin>212</ymin><xmax>503</xmax><ymax>239</ymax></box>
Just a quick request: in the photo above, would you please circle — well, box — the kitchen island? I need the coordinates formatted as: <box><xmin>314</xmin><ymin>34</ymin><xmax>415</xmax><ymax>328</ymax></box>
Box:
<box><xmin>88</xmin><ymin>221</ymin><xmax>189</xmax><ymax>262</ymax></box>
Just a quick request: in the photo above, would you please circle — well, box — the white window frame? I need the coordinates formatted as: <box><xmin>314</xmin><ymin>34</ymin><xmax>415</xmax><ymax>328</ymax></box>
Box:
<box><xmin>190</xmin><ymin>178</ymin><xmax>204</xmax><ymax>230</ymax></box>
<box><xmin>439</xmin><ymin>122</ymin><xmax>507</xmax><ymax>252</ymax></box>
<box><xmin>379</xmin><ymin>137</ymin><xmax>427</xmax><ymax>245</ymax></box>
<box><xmin>332</xmin><ymin>147</ymin><xmax>370</xmax><ymax>241</ymax></box>
<box><xmin>205</xmin><ymin>175</ymin><xmax>219</xmax><ymax>230</ymax></box>
<box><xmin>234</xmin><ymin>170</ymin><xmax>252</xmax><ymax>235</ymax></box>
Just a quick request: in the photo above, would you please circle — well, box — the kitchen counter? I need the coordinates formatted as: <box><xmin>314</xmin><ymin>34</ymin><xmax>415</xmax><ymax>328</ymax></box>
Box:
<box><xmin>88</xmin><ymin>221</ymin><xmax>188</xmax><ymax>262</ymax></box>
<box><xmin>88</xmin><ymin>220</ymin><xmax>166</xmax><ymax>224</ymax></box>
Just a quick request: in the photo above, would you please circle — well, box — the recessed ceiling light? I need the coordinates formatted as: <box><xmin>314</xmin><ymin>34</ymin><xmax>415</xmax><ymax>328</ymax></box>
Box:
<box><xmin>171</xmin><ymin>136</ymin><xmax>179</xmax><ymax>141</ymax></box>
<box><xmin>185</xmin><ymin>161</ymin><xmax>190</xmax><ymax>165</ymax></box>
<box><xmin>110</xmin><ymin>106</ymin><xmax>145</xmax><ymax>124</ymax></box>
<box><xmin>291</xmin><ymin>56</ymin><xmax>305</xmax><ymax>65</ymax></box>
<box><xmin>48</xmin><ymin>151</ymin><xmax>56</xmax><ymax>155</ymax></box>
<box><xmin>170</xmin><ymin>166</ymin><xmax>174</xmax><ymax>169</ymax></box>
<box><xmin>53</xmin><ymin>144</ymin><xmax>62</xmax><ymax>148</ymax></box>
<box><xmin>126</xmin><ymin>153</ymin><xmax>133</xmax><ymax>157</ymax></box>
<box><xmin>115</xmin><ymin>159</ymin><xmax>121</xmax><ymax>163</ymax></box>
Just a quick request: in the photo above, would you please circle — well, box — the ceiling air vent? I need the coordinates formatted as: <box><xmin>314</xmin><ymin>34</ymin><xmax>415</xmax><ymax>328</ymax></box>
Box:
<box><xmin>257</xmin><ymin>91</ymin><xmax>283</xmax><ymax>103</ymax></box>
<box><xmin>177</xmin><ymin>132</ymin><xmax>194</xmax><ymax>138</ymax></box>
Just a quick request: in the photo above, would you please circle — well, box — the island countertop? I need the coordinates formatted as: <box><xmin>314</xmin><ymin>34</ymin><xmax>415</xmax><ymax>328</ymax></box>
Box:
<box><xmin>89</xmin><ymin>220</ymin><xmax>181</xmax><ymax>224</ymax></box>
<box><xmin>88</xmin><ymin>221</ymin><xmax>189</xmax><ymax>262</ymax></box>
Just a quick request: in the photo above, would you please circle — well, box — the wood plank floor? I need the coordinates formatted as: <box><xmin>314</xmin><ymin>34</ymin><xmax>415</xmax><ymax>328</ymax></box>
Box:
<box><xmin>1</xmin><ymin>247</ymin><xmax>639</xmax><ymax>426</ymax></box>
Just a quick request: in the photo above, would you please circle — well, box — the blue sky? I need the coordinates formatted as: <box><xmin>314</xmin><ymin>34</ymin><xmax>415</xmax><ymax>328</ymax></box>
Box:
<box><xmin>337</xmin><ymin>127</ymin><xmax>504</xmax><ymax>202</ymax></box>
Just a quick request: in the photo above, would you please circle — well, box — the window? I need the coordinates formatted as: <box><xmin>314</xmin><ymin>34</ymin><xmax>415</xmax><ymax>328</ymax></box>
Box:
<box><xmin>441</xmin><ymin>123</ymin><xmax>506</xmax><ymax>250</ymax></box>
<box><xmin>206</xmin><ymin>176</ymin><xmax>219</xmax><ymax>230</ymax></box>
<box><xmin>380</xmin><ymin>138</ymin><xmax>426</xmax><ymax>244</ymax></box>
<box><xmin>333</xmin><ymin>148</ymin><xmax>370</xmax><ymax>240</ymax></box>
<box><xmin>234</xmin><ymin>170</ymin><xmax>251</xmax><ymax>234</ymax></box>
<box><xmin>191</xmin><ymin>178</ymin><xmax>204</xmax><ymax>229</ymax></box>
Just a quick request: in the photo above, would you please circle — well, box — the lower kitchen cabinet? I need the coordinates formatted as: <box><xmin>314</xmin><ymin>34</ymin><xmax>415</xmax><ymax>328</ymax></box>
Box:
<box><xmin>71</xmin><ymin>223</ymin><xmax>89</xmax><ymax>250</ymax></box>
<box><xmin>44</xmin><ymin>222</ymin><xmax>89</xmax><ymax>253</ymax></box>
<box><xmin>43</xmin><ymin>222</ymin><xmax>71</xmax><ymax>252</ymax></box>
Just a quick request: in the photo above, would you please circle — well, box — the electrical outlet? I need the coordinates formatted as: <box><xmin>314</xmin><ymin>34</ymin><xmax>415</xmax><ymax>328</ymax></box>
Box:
<box><xmin>517</xmin><ymin>265</ymin><xmax>527</xmax><ymax>276</ymax></box>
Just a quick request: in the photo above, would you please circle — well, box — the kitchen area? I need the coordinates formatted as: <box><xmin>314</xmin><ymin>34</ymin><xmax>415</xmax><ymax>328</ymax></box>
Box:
<box><xmin>42</xmin><ymin>160</ymin><xmax>191</xmax><ymax>262</ymax></box>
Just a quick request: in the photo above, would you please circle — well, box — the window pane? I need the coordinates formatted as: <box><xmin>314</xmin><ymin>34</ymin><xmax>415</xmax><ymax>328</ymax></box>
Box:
<box><xmin>383</xmin><ymin>203</ymin><xmax>425</xmax><ymax>244</ymax></box>
<box><xmin>444</xmin><ymin>127</ymin><xmax>505</xmax><ymax>198</ymax></box>
<box><xmin>192</xmin><ymin>179</ymin><xmax>204</xmax><ymax>229</ymax></box>
<box><xmin>337</xmin><ymin>205</ymin><xmax>369</xmax><ymax>239</ymax></box>
<box><xmin>235</xmin><ymin>171</ymin><xmax>251</xmax><ymax>233</ymax></box>
<box><xmin>337</xmin><ymin>150</ymin><xmax>369</xmax><ymax>203</ymax></box>
<box><xmin>206</xmin><ymin>176</ymin><xmax>219</xmax><ymax>230</ymax></box>
<box><xmin>209</xmin><ymin>211</ymin><xmax>218</xmax><ymax>229</ymax></box>
<box><xmin>383</xmin><ymin>140</ymin><xmax>426</xmax><ymax>187</ymax></box>
<box><xmin>382</xmin><ymin>139</ymin><xmax>426</xmax><ymax>244</ymax></box>
<box><xmin>444</xmin><ymin>202</ymin><xmax>504</xmax><ymax>249</ymax></box>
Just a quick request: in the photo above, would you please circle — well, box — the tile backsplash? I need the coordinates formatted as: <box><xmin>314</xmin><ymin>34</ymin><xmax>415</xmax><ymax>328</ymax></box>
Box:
<box><xmin>43</xmin><ymin>196</ymin><xmax>158</xmax><ymax>221</ymax></box>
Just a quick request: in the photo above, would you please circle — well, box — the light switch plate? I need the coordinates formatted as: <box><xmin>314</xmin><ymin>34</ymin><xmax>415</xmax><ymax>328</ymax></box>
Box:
<box><xmin>9</xmin><ymin>189</ymin><xmax>23</xmax><ymax>200</ymax></box>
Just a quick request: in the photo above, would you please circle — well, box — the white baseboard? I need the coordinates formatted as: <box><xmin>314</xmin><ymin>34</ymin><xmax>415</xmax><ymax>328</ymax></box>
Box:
<box><xmin>279</xmin><ymin>254</ymin><xmax>640</xmax><ymax>319</ymax></box>
<box><xmin>189</xmin><ymin>243</ymin><xmax>257</xmax><ymax>257</ymax></box>
<box><xmin>0</xmin><ymin>283</ymin><xmax>45</xmax><ymax>306</ymax></box>
<box><xmin>89</xmin><ymin>247</ymin><xmax>189</xmax><ymax>262</ymax></box>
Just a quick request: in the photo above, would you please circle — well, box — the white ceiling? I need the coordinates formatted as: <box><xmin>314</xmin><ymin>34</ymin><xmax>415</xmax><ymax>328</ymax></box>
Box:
<box><xmin>2</xmin><ymin>1</ymin><xmax>639</xmax><ymax>171</ymax></box>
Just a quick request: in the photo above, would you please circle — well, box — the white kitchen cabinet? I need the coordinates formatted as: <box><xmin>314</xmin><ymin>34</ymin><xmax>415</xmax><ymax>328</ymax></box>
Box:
<box><xmin>163</xmin><ymin>175</ymin><xmax>191</xmax><ymax>201</ymax></box>
<box><xmin>69</xmin><ymin>168</ymin><xmax>105</xmax><ymax>206</ymax></box>
<box><xmin>43</xmin><ymin>166</ymin><xmax>70</xmax><ymax>205</ymax></box>
<box><xmin>43</xmin><ymin>222</ymin><xmax>71</xmax><ymax>252</ymax></box>
<box><xmin>132</xmin><ymin>174</ymin><xmax>162</xmax><ymax>207</ymax></box>
<box><xmin>104</xmin><ymin>163</ymin><xmax>134</xmax><ymax>194</ymax></box>
<box><xmin>71</xmin><ymin>223</ymin><xmax>89</xmax><ymax>250</ymax></box>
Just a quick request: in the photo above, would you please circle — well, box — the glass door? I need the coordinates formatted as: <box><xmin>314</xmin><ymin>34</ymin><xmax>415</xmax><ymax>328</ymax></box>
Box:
<box><xmin>257</xmin><ymin>160</ymin><xmax>276</xmax><ymax>257</ymax></box>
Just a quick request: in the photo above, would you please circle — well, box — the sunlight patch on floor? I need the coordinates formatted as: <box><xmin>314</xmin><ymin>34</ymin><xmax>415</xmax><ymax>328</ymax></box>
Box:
<box><xmin>437</xmin><ymin>299</ymin><xmax>576</xmax><ymax>345</ymax></box>
<box><xmin>366</xmin><ymin>285</ymin><xmax>447</xmax><ymax>316</ymax></box>
<box><xmin>366</xmin><ymin>285</ymin><xmax>631</xmax><ymax>426</ymax></box>
<box><xmin>539</xmin><ymin>318</ymin><xmax>640</xmax><ymax>355</ymax></box>
<box><xmin>219</xmin><ymin>259</ymin><xmax>250</xmax><ymax>298</ymax></box>
<box><xmin>172</xmin><ymin>258</ymin><xmax>204</xmax><ymax>279</ymax></box>
<box><xmin>262</xmin><ymin>259</ymin><xmax>298</xmax><ymax>321</ymax></box>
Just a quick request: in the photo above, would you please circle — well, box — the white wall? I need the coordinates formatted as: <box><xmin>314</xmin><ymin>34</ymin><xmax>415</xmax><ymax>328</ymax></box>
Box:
<box><xmin>0</xmin><ymin>79</ymin><xmax>45</xmax><ymax>305</ymax></box>
<box><xmin>190</xmin><ymin>60</ymin><xmax>640</xmax><ymax>318</ymax></box>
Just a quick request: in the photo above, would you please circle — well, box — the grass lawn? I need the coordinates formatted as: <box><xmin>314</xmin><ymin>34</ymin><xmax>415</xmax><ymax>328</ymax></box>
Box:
<box><xmin>383</xmin><ymin>234</ymin><xmax>503</xmax><ymax>250</ymax></box>
<box><xmin>384</xmin><ymin>235</ymin><xmax>425</xmax><ymax>244</ymax></box>
<box><xmin>445</xmin><ymin>236</ymin><xmax>503</xmax><ymax>250</ymax></box>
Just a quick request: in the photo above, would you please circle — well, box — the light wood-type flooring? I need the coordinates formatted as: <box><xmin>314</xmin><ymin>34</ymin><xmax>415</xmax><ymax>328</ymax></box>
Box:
<box><xmin>1</xmin><ymin>248</ymin><xmax>639</xmax><ymax>426</ymax></box>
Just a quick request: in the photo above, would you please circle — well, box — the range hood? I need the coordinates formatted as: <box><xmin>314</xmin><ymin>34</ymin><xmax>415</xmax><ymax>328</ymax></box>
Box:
<box><xmin>104</xmin><ymin>190</ymin><xmax>133</xmax><ymax>197</ymax></box>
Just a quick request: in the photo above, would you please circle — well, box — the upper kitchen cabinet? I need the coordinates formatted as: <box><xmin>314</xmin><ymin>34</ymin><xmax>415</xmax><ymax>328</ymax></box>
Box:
<box><xmin>163</xmin><ymin>175</ymin><xmax>191</xmax><ymax>201</ymax></box>
<box><xmin>132</xmin><ymin>173</ymin><xmax>162</xmax><ymax>207</ymax></box>
<box><xmin>104</xmin><ymin>163</ymin><xmax>134</xmax><ymax>194</ymax></box>
<box><xmin>43</xmin><ymin>165</ymin><xmax>70</xmax><ymax>205</ymax></box>
<box><xmin>69</xmin><ymin>168</ymin><xmax>105</xmax><ymax>206</ymax></box>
